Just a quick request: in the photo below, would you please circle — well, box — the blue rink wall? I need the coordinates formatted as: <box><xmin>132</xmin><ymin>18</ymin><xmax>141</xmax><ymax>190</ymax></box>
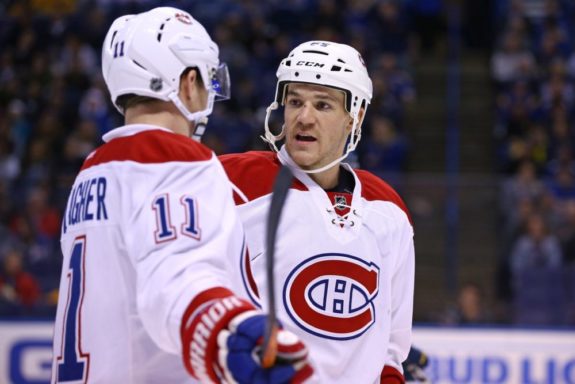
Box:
<box><xmin>1</xmin><ymin>322</ymin><xmax>574</xmax><ymax>384</ymax></box>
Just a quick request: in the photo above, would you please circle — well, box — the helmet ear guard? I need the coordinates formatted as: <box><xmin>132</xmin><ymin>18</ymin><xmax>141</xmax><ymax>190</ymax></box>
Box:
<box><xmin>263</xmin><ymin>41</ymin><xmax>373</xmax><ymax>173</ymax></box>
<box><xmin>101</xmin><ymin>7</ymin><xmax>230</xmax><ymax>134</ymax></box>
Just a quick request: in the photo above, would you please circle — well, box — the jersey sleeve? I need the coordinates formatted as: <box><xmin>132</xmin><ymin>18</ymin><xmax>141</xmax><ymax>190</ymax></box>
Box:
<box><xmin>121</xmin><ymin>155</ymin><xmax>245</xmax><ymax>354</ymax></box>
<box><xmin>384</xmin><ymin>208</ymin><xmax>414</xmax><ymax>375</ymax></box>
<box><xmin>218</xmin><ymin>151</ymin><xmax>307</xmax><ymax>205</ymax></box>
<box><xmin>218</xmin><ymin>151</ymin><xmax>280</xmax><ymax>205</ymax></box>
<box><xmin>357</xmin><ymin>170</ymin><xmax>414</xmax><ymax>378</ymax></box>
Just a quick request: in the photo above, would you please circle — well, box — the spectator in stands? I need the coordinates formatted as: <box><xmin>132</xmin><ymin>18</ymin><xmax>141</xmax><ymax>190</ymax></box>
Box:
<box><xmin>540</xmin><ymin>64</ymin><xmax>575</xmax><ymax>113</ymax></box>
<box><xmin>534</xmin><ymin>20</ymin><xmax>572</xmax><ymax>68</ymax></box>
<box><xmin>367</xmin><ymin>0</ymin><xmax>414</xmax><ymax>58</ymax></box>
<box><xmin>496</xmin><ymin>195</ymin><xmax>540</xmax><ymax>306</ymax></box>
<box><xmin>491</xmin><ymin>31</ymin><xmax>537</xmax><ymax>87</ymax></box>
<box><xmin>374</xmin><ymin>52</ymin><xmax>417</xmax><ymax>127</ymax></box>
<box><xmin>0</xmin><ymin>181</ymin><xmax>12</xmax><ymax>228</ymax></box>
<box><xmin>343</xmin><ymin>0</ymin><xmax>371</xmax><ymax>36</ymax></box>
<box><xmin>567</xmin><ymin>50</ymin><xmax>575</xmax><ymax>79</ymax></box>
<box><xmin>5</xmin><ymin>99</ymin><xmax>31</xmax><ymax>161</ymax></box>
<box><xmin>78</xmin><ymin>79</ymin><xmax>116</xmax><ymax>136</ymax></box>
<box><xmin>495</xmin><ymin>78</ymin><xmax>540</xmax><ymax>139</ymax></box>
<box><xmin>546</xmin><ymin>143</ymin><xmax>575</xmax><ymax>177</ymax></box>
<box><xmin>23</xmin><ymin>186</ymin><xmax>61</xmax><ymax>242</ymax></box>
<box><xmin>0</xmin><ymin>247</ymin><xmax>41</xmax><ymax>315</ymax></box>
<box><xmin>500</xmin><ymin>159</ymin><xmax>546</xmax><ymax>220</ymax></box>
<box><xmin>313</xmin><ymin>0</ymin><xmax>345</xmax><ymax>33</ymax></box>
<box><xmin>18</xmin><ymin>138</ymin><xmax>53</xmax><ymax>193</ymax></box>
<box><xmin>408</xmin><ymin>0</ymin><xmax>445</xmax><ymax>55</ymax></box>
<box><xmin>552</xmin><ymin>198</ymin><xmax>575</xmax><ymax>265</ymax></box>
<box><xmin>0</xmin><ymin>138</ymin><xmax>19</xmax><ymax>187</ymax></box>
<box><xmin>510</xmin><ymin>213</ymin><xmax>562</xmax><ymax>274</ymax></box>
<box><xmin>360</xmin><ymin>116</ymin><xmax>408</xmax><ymax>186</ymax></box>
<box><xmin>545</xmin><ymin>164</ymin><xmax>575</xmax><ymax>202</ymax></box>
<box><xmin>548</xmin><ymin>110</ymin><xmax>574</xmax><ymax>156</ymax></box>
<box><xmin>440</xmin><ymin>282</ymin><xmax>492</xmax><ymax>325</ymax></box>
<box><xmin>525</xmin><ymin>123</ymin><xmax>551</xmax><ymax>172</ymax></box>
<box><xmin>499</xmin><ymin>13</ymin><xmax>530</xmax><ymax>43</ymax></box>
<box><xmin>498</xmin><ymin>122</ymin><xmax>551</xmax><ymax>174</ymax></box>
<box><xmin>8</xmin><ymin>186</ymin><xmax>61</xmax><ymax>282</ymax></box>
<box><xmin>57</xmin><ymin>33</ymin><xmax>99</xmax><ymax>77</ymax></box>
<box><xmin>53</xmin><ymin>133</ymin><xmax>88</xmax><ymax>211</ymax></box>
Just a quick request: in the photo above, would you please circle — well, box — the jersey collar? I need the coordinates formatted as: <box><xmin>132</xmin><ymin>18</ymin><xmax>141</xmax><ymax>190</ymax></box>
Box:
<box><xmin>102</xmin><ymin>124</ymin><xmax>172</xmax><ymax>143</ymax></box>
<box><xmin>278</xmin><ymin>146</ymin><xmax>364</xmax><ymax>239</ymax></box>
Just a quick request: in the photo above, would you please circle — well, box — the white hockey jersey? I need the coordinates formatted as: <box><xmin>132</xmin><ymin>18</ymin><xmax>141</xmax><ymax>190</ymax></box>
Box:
<box><xmin>219</xmin><ymin>147</ymin><xmax>415</xmax><ymax>384</ymax></box>
<box><xmin>52</xmin><ymin>125</ymin><xmax>246</xmax><ymax>383</ymax></box>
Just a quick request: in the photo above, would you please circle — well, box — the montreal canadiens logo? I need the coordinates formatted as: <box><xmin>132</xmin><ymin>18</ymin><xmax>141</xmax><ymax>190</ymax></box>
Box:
<box><xmin>283</xmin><ymin>253</ymin><xmax>379</xmax><ymax>340</ymax></box>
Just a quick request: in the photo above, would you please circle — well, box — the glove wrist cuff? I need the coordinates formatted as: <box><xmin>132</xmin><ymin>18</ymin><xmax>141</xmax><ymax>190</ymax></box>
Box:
<box><xmin>182</xmin><ymin>295</ymin><xmax>254</xmax><ymax>382</ymax></box>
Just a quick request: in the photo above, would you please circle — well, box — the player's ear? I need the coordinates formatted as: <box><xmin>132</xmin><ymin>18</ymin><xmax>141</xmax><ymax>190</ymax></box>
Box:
<box><xmin>355</xmin><ymin>106</ymin><xmax>366</xmax><ymax>129</ymax></box>
<box><xmin>179</xmin><ymin>68</ymin><xmax>199</xmax><ymax>101</ymax></box>
<box><xmin>347</xmin><ymin>107</ymin><xmax>366</xmax><ymax>132</ymax></box>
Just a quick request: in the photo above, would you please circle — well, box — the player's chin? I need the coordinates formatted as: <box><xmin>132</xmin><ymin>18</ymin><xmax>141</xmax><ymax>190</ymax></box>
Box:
<box><xmin>288</xmin><ymin>143</ymin><xmax>317</xmax><ymax>164</ymax></box>
<box><xmin>290</xmin><ymin>151</ymin><xmax>318</xmax><ymax>170</ymax></box>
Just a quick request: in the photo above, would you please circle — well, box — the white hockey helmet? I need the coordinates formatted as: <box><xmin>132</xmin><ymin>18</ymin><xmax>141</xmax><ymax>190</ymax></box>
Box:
<box><xmin>263</xmin><ymin>41</ymin><xmax>373</xmax><ymax>173</ymax></box>
<box><xmin>101</xmin><ymin>7</ymin><xmax>230</xmax><ymax>127</ymax></box>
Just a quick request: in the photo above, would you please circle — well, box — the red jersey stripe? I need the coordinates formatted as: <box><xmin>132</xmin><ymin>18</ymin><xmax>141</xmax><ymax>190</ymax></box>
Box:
<box><xmin>81</xmin><ymin>130</ymin><xmax>212</xmax><ymax>171</ymax></box>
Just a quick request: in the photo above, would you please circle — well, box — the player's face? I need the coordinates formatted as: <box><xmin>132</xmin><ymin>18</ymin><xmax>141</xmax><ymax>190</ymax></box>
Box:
<box><xmin>283</xmin><ymin>83</ymin><xmax>351</xmax><ymax>170</ymax></box>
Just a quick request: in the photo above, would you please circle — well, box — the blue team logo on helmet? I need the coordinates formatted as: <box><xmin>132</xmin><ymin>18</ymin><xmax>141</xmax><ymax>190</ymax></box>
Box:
<box><xmin>283</xmin><ymin>253</ymin><xmax>379</xmax><ymax>340</ymax></box>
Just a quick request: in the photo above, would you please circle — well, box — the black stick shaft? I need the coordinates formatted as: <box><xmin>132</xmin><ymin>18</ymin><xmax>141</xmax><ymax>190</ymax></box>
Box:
<box><xmin>261</xmin><ymin>165</ymin><xmax>293</xmax><ymax>366</ymax></box>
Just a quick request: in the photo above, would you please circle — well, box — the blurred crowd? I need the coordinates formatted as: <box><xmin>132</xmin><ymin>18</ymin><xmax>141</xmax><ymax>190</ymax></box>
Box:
<box><xmin>492</xmin><ymin>0</ymin><xmax>575</xmax><ymax>325</ymax></box>
<box><xmin>0</xmin><ymin>0</ymin><xmax>423</xmax><ymax>317</ymax></box>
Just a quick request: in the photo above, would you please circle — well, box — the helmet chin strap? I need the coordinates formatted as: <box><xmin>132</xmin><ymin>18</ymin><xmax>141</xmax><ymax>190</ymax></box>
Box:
<box><xmin>261</xmin><ymin>101</ymin><xmax>284</xmax><ymax>152</ymax></box>
<box><xmin>168</xmin><ymin>91</ymin><xmax>215</xmax><ymax>141</ymax></box>
<box><xmin>191</xmin><ymin>117</ymin><xmax>209</xmax><ymax>142</ymax></box>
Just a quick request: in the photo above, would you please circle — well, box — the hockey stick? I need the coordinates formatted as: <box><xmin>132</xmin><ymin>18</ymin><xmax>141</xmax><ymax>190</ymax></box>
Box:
<box><xmin>261</xmin><ymin>164</ymin><xmax>294</xmax><ymax>368</ymax></box>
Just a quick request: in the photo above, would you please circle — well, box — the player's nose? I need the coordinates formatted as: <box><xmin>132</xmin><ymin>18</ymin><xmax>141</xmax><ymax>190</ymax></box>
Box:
<box><xmin>296</xmin><ymin>102</ymin><xmax>315</xmax><ymax>126</ymax></box>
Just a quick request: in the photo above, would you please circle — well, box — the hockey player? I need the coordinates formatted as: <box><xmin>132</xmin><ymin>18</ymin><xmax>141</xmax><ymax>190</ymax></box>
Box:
<box><xmin>51</xmin><ymin>7</ymin><xmax>312</xmax><ymax>383</ymax></box>
<box><xmin>220</xmin><ymin>41</ymin><xmax>415</xmax><ymax>383</ymax></box>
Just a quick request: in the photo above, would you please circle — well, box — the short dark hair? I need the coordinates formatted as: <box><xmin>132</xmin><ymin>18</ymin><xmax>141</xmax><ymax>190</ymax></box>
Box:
<box><xmin>115</xmin><ymin>94</ymin><xmax>157</xmax><ymax>111</ymax></box>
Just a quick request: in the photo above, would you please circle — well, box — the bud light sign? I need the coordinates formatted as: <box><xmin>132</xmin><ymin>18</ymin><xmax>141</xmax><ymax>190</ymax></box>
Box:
<box><xmin>413</xmin><ymin>327</ymin><xmax>575</xmax><ymax>384</ymax></box>
<box><xmin>0</xmin><ymin>322</ymin><xmax>53</xmax><ymax>384</ymax></box>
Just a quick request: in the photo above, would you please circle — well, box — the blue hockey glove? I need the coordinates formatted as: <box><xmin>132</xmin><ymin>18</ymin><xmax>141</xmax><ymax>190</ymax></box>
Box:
<box><xmin>402</xmin><ymin>346</ymin><xmax>429</xmax><ymax>382</ymax></box>
<box><xmin>218</xmin><ymin>310</ymin><xmax>313</xmax><ymax>383</ymax></box>
<box><xmin>183</xmin><ymin>294</ymin><xmax>313</xmax><ymax>383</ymax></box>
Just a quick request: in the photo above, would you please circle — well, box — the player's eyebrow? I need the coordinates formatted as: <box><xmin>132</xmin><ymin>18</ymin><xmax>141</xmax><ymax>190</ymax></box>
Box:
<box><xmin>286</xmin><ymin>89</ymin><xmax>339</xmax><ymax>102</ymax></box>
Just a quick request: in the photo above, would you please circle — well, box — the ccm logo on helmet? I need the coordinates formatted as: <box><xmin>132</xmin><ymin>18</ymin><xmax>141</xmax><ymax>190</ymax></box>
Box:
<box><xmin>296</xmin><ymin>61</ymin><xmax>325</xmax><ymax>68</ymax></box>
<box><xmin>283</xmin><ymin>253</ymin><xmax>379</xmax><ymax>340</ymax></box>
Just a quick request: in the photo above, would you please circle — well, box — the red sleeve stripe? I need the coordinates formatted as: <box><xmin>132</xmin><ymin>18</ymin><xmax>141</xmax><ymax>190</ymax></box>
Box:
<box><xmin>180</xmin><ymin>287</ymin><xmax>235</xmax><ymax>338</ymax></box>
<box><xmin>81</xmin><ymin>130</ymin><xmax>213</xmax><ymax>171</ymax></box>
<box><xmin>180</xmin><ymin>290</ymin><xmax>255</xmax><ymax>381</ymax></box>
